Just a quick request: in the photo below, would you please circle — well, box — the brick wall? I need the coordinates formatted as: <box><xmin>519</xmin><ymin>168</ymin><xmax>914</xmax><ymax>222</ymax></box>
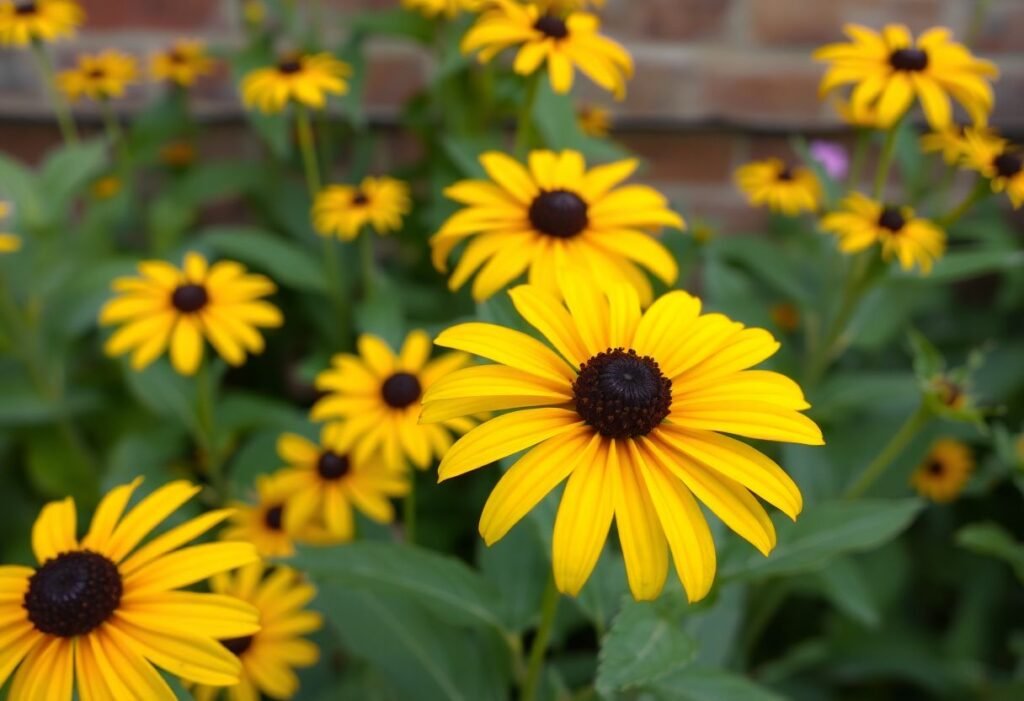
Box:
<box><xmin>2</xmin><ymin>0</ymin><xmax>1023</xmax><ymax>230</ymax></box>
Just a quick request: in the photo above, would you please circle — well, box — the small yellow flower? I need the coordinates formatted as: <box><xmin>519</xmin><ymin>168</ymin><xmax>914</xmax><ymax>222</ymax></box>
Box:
<box><xmin>312</xmin><ymin>176</ymin><xmax>411</xmax><ymax>241</ymax></box>
<box><xmin>57</xmin><ymin>50</ymin><xmax>138</xmax><ymax>102</ymax></box>
<box><xmin>814</xmin><ymin>24</ymin><xmax>998</xmax><ymax>130</ymax></box>
<box><xmin>462</xmin><ymin>0</ymin><xmax>633</xmax><ymax>99</ymax></box>
<box><xmin>99</xmin><ymin>251</ymin><xmax>283</xmax><ymax>376</ymax></box>
<box><xmin>402</xmin><ymin>0</ymin><xmax>484</xmax><ymax>18</ymax></box>
<box><xmin>770</xmin><ymin>302</ymin><xmax>801</xmax><ymax>333</ymax></box>
<box><xmin>911</xmin><ymin>438</ymin><xmax>974</xmax><ymax>502</ymax></box>
<box><xmin>820</xmin><ymin>192</ymin><xmax>945</xmax><ymax>274</ymax></box>
<box><xmin>577</xmin><ymin>103</ymin><xmax>611</xmax><ymax>137</ymax></box>
<box><xmin>192</xmin><ymin>562</ymin><xmax>322</xmax><ymax>701</ymax></box>
<box><xmin>432</xmin><ymin>149</ymin><xmax>684</xmax><ymax>305</ymax></box>
<box><xmin>0</xmin><ymin>479</ymin><xmax>259</xmax><ymax>699</ymax></box>
<box><xmin>276</xmin><ymin>424</ymin><xmax>410</xmax><ymax>539</ymax></box>
<box><xmin>832</xmin><ymin>96</ymin><xmax>878</xmax><ymax>129</ymax></box>
<box><xmin>735</xmin><ymin>159</ymin><xmax>822</xmax><ymax>216</ymax></box>
<box><xmin>160</xmin><ymin>140</ymin><xmax>198</xmax><ymax>168</ymax></box>
<box><xmin>0</xmin><ymin>0</ymin><xmax>82</xmax><ymax>46</ymax></box>
<box><xmin>241</xmin><ymin>53</ymin><xmax>351</xmax><ymax>114</ymax></box>
<box><xmin>960</xmin><ymin>127</ymin><xmax>1024</xmax><ymax>208</ymax></box>
<box><xmin>91</xmin><ymin>175</ymin><xmax>121</xmax><ymax>200</ymax></box>
<box><xmin>150</xmin><ymin>39</ymin><xmax>215</xmax><ymax>87</ymax></box>
<box><xmin>222</xmin><ymin>474</ymin><xmax>329</xmax><ymax>558</ymax></box>
<box><xmin>0</xmin><ymin>201</ymin><xmax>19</xmax><ymax>254</ymax></box>
<box><xmin>311</xmin><ymin>331</ymin><xmax>481</xmax><ymax>472</ymax></box>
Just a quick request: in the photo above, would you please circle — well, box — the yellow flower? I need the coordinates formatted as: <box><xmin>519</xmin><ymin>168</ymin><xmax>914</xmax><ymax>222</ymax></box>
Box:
<box><xmin>91</xmin><ymin>175</ymin><xmax>121</xmax><ymax>200</ymax></box>
<box><xmin>222</xmin><ymin>474</ymin><xmax>314</xmax><ymax>558</ymax></box>
<box><xmin>312</xmin><ymin>176</ymin><xmax>412</xmax><ymax>241</ymax></box>
<box><xmin>241</xmin><ymin>53</ymin><xmax>351</xmax><ymax>114</ymax></box>
<box><xmin>57</xmin><ymin>50</ymin><xmax>138</xmax><ymax>103</ymax></box>
<box><xmin>960</xmin><ymin>127</ymin><xmax>1024</xmax><ymax>208</ymax></box>
<box><xmin>275</xmin><ymin>424</ymin><xmax>410</xmax><ymax>539</ymax></box>
<box><xmin>770</xmin><ymin>302</ymin><xmax>800</xmax><ymax>333</ymax></box>
<box><xmin>832</xmin><ymin>96</ymin><xmax>878</xmax><ymax>129</ymax></box>
<box><xmin>423</xmin><ymin>279</ymin><xmax>823</xmax><ymax>602</ymax></box>
<box><xmin>160</xmin><ymin>140</ymin><xmax>198</xmax><ymax>169</ymax></box>
<box><xmin>402</xmin><ymin>0</ymin><xmax>484</xmax><ymax>18</ymax></box>
<box><xmin>0</xmin><ymin>201</ymin><xmax>18</xmax><ymax>254</ymax></box>
<box><xmin>150</xmin><ymin>39</ymin><xmax>215</xmax><ymax>87</ymax></box>
<box><xmin>911</xmin><ymin>438</ymin><xmax>974</xmax><ymax>502</ymax></box>
<box><xmin>311</xmin><ymin>331</ymin><xmax>481</xmax><ymax>472</ymax></box>
<box><xmin>577</xmin><ymin>103</ymin><xmax>611</xmax><ymax>137</ymax></box>
<box><xmin>192</xmin><ymin>562</ymin><xmax>322</xmax><ymax>701</ymax></box>
<box><xmin>432</xmin><ymin>150</ymin><xmax>684</xmax><ymax>305</ymax></box>
<box><xmin>820</xmin><ymin>192</ymin><xmax>945</xmax><ymax>274</ymax></box>
<box><xmin>462</xmin><ymin>0</ymin><xmax>633</xmax><ymax>99</ymax></box>
<box><xmin>542</xmin><ymin>0</ymin><xmax>606</xmax><ymax>10</ymax></box>
<box><xmin>242</xmin><ymin>0</ymin><xmax>265</xmax><ymax>27</ymax></box>
<box><xmin>814</xmin><ymin>24</ymin><xmax>998</xmax><ymax>130</ymax></box>
<box><xmin>0</xmin><ymin>0</ymin><xmax>82</xmax><ymax>46</ymax></box>
<box><xmin>0</xmin><ymin>479</ymin><xmax>259</xmax><ymax>699</ymax></box>
<box><xmin>735</xmin><ymin>158</ymin><xmax>822</xmax><ymax>216</ymax></box>
<box><xmin>99</xmin><ymin>251</ymin><xmax>283</xmax><ymax>376</ymax></box>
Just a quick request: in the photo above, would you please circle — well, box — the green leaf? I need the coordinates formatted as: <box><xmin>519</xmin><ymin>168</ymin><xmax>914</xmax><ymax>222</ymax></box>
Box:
<box><xmin>201</xmin><ymin>226</ymin><xmax>328</xmax><ymax>293</ymax></box>
<box><xmin>900</xmin><ymin>248</ymin><xmax>1024</xmax><ymax>283</ymax></box>
<box><xmin>812</xmin><ymin>556</ymin><xmax>880</xmax><ymax>627</ymax></box>
<box><xmin>35</xmin><ymin>139</ymin><xmax>108</xmax><ymax>218</ymax></box>
<box><xmin>532</xmin><ymin>80</ymin><xmax>627</xmax><ymax>162</ymax></box>
<box><xmin>347</xmin><ymin>7</ymin><xmax>434</xmax><ymax>42</ymax></box>
<box><xmin>0</xmin><ymin>153</ymin><xmax>43</xmax><ymax>228</ymax></box>
<box><xmin>956</xmin><ymin>522</ymin><xmax>1024</xmax><ymax>582</ymax></box>
<box><xmin>294</xmin><ymin>541</ymin><xmax>507</xmax><ymax>633</ymax></box>
<box><xmin>0</xmin><ymin>372</ymin><xmax>101</xmax><ymax>427</ymax></box>
<box><xmin>25</xmin><ymin>427</ymin><xmax>98</xmax><ymax>504</ymax></box>
<box><xmin>217</xmin><ymin>391</ymin><xmax>309</xmax><ymax>435</ymax></box>
<box><xmin>724</xmin><ymin>499</ymin><xmax>924</xmax><ymax>580</ymax></box>
<box><xmin>121</xmin><ymin>360</ymin><xmax>198</xmax><ymax>430</ymax></box>
<box><xmin>596</xmin><ymin>594</ymin><xmax>696</xmax><ymax>695</ymax></box>
<box><xmin>642</xmin><ymin>667</ymin><xmax>787</xmax><ymax>701</ymax></box>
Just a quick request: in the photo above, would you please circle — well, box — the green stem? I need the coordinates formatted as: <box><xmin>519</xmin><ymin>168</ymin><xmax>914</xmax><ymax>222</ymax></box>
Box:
<box><xmin>847</xmin><ymin>129</ymin><xmax>869</xmax><ymax>188</ymax></box>
<box><xmin>938</xmin><ymin>178</ymin><xmax>991</xmax><ymax>229</ymax></box>
<box><xmin>403</xmin><ymin>480</ymin><xmax>417</xmax><ymax>545</ymax></box>
<box><xmin>804</xmin><ymin>253</ymin><xmax>872</xmax><ymax>386</ymax></box>
<box><xmin>873</xmin><ymin>118</ymin><xmax>902</xmax><ymax>201</ymax></box>
<box><xmin>522</xmin><ymin>575</ymin><xmax>560</xmax><ymax>701</ymax></box>
<box><xmin>99</xmin><ymin>99</ymin><xmax>131</xmax><ymax>168</ymax></box>
<box><xmin>195</xmin><ymin>359</ymin><xmax>225</xmax><ymax>495</ymax></box>
<box><xmin>514</xmin><ymin>73</ymin><xmax>542</xmax><ymax>156</ymax></box>
<box><xmin>844</xmin><ymin>403</ymin><xmax>932</xmax><ymax>499</ymax></box>
<box><xmin>29</xmin><ymin>41</ymin><xmax>79</xmax><ymax>145</ymax></box>
<box><xmin>360</xmin><ymin>228</ymin><xmax>377</xmax><ymax>300</ymax></box>
<box><xmin>295</xmin><ymin>106</ymin><xmax>322</xmax><ymax>196</ymax></box>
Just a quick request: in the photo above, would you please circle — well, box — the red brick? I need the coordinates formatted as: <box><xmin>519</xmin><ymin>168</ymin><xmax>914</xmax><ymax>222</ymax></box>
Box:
<box><xmin>602</xmin><ymin>0</ymin><xmax>733</xmax><ymax>42</ymax></box>
<box><xmin>698</xmin><ymin>56</ymin><xmax>826</xmax><ymax>127</ymax></box>
<box><xmin>750</xmin><ymin>0</ymin><xmax>945</xmax><ymax>46</ymax></box>
<box><xmin>79</xmin><ymin>0</ymin><xmax>223</xmax><ymax>30</ymax></box>
<box><xmin>975</xmin><ymin>0</ymin><xmax>1024</xmax><ymax>52</ymax></box>
<box><xmin>361</xmin><ymin>43</ymin><xmax>427</xmax><ymax>111</ymax></box>
<box><xmin>621</xmin><ymin>131</ymin><xmax>735</xmax><ymax>184</ymax></box>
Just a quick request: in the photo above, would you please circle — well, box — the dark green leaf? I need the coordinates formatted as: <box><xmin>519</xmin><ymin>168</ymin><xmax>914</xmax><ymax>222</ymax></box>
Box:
<box><xmin>956</xmin><ymin>522</ymin><xmax>1024</xmax><ymax>582</ymax></box>
<box><xmin>201</xmin><ymin>226</ymin><xmax>328</xmax><ymax>293</ymax></box>
<box><xmin>642</xmin><ymin>667</ymin><xmax>787</xmax><ymax>701</ymax></box>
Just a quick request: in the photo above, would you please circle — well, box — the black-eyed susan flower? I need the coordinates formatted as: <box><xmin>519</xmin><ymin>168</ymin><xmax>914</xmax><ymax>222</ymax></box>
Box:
<box><xmin>223</xmin><ymin>474</ymin><xmax>313</xmax><ymax>558</ymax></box>
<box><xmin>920</xmin><ymin>125</ymin><xmax>974</xmax><ymax>165</ymax></box>
<box><xmin>462</xmin><ymin>0</ymin><xmax>633</xmax><ymax>99</ymax></box>
<box><xmin>961</xmin><ymin>128</ymin><xmax>1024</xmax><ymax>208</ymax></box>
<box><xmin>241</xmin><ymin>53</ymin><xmax>351</xmax><ymax>114</ymax></box>
<box><xmin>431</xmin><ymin>150</ymin><xmax>684</xmax><ymax>305</ymax></box>
<box><xmin>150</xmin><ymin>39</ymin><xmax>216</xmax><ymax>88</ymax></box>
<box><xmin>577</xmin><ymin>103</ymin><xmax>611</xmax><ymax>137</ymax></box>
<box><xmin>423</xmin><ymin>279</ymin><xmax>823</xmax><ymax>602</ymax></box>
<box><xmin>401</xmin><ymin>0</ymin><xmax>483</xmax><ymax>17</ymax></box>
<box><xmin>735</xmin><ymin>158</ymin><xmax>822</xmax><ymax>216</ymax></box>
<box><xmin>0</xmin><ymin>0</ymin><xmax>81</xmax><ymax>46</ymax></box>
<box><xmin>312</xmin><ymin>176</ymin><xmax>412</xmax><ymax>241</ymax></box>
<box><xmin>814</xmin><ymin>24</ymin><xmax>998</xmax><ymax>130</ymax></box>
<box><xmin>820</xmin><ymin>192</ymin><xmax>945</xmax><ymax>273</ymax></box>
<box><xmin>0</xmin><ymin>201</ymin><xmax>19</xmax><ymax>254</ymax></box>
<box><xmin>911</xmin><ymin>438</ymin><xmax>974</xmax><ymax>502</ymax></box>
<box><xmin>100</xmin><ymin>252</ymin><xmax>283</xmax><ymax>376</ymax></box>
<box><xmin>311</xmin><ymin>331</ymin><xmax>480</xmax><ymax>472</ymax></box>
<box><xmin>275</xmin><ymin>424</ymin><xmax>410</xmax><ymax>539</ymax></box>
<box><xmin>0</xmin><ymin>479</ymin><xmax>259</xmax><ymax>699</ymax></box>
<box><xmin>57</xmin><ymin>50</ymin><xmax>138</xmax><ymax>102</ymax></box>
<box><xmin>192</xmin><ymin>562</ymin><xmax>322</xmax><ymax>701</ymax></box>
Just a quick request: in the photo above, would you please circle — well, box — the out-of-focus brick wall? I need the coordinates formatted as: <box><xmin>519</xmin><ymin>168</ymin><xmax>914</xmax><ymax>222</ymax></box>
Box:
<box><xmin>1</xmin><ymin>0</ymin><xmax>1023</xmax><ymax>230</ymax></box>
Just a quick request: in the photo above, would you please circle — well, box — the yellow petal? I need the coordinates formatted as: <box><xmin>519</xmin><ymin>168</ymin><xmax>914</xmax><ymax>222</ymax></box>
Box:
<box><xmin>32</xmin><ymin>497</ymin><xmax>78</xmax><ymax>564</ymax></box>
<box><xmin>435</xmin><ymin>322</ymin><xmax>575</xmax><ymax>384</ymax></box>
<box><xmin>613</xmin><ymin>441</ymin><xmax>669</xmax><ymax>601</ymax></box>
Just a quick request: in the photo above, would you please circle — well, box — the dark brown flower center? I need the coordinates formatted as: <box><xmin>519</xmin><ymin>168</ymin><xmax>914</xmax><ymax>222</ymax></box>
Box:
<box><xmin>529</xmin><ymin>190</ymin><xmax>589</xmax><ymax>238</ymax></box>
<box><xmin>24</xmin><ymin>551</ymin><xmax>123</xmax><ymax>638</ymax></box>
<box><xmin>171</xmin><ymin>283</ymin><xmax>208</xmax><ymax>313</ymax></box>
<box><xmin>927</xmin><ymin>459</ymin><xmax>945</xmax><ymax>476</ymax></box>
<box><xmin>889</xmin><ymin>48</ymin><xmax>929</xmax><ymax>72</ymax></box>
<box><xmin>87</xmin><ymin>68</ymin><xmax>106</xmax><ymax>80</ymax></box>
<box><xmin>168</xmin><ymin>49</ymin><xmax>187</xmax><ymax>64</ymax></box>
<box><xmin>534</xmin><ymin>15</ymin><xmax>569</xmax><ymax>39</ymax></box>
<box><xmin>264</xmin><ymin>505</ymin><xmax>284</xmax><ymax>531</ymax></box>
<box><xmin>221</xmin><ymin>635</ymin><xmax>254</xmax><ymax>656</ymax></box>
<box><xmin>878</xmin><ymin>206</ymin><xmax>906</xmax><ymax>232</ymax></box>
<box><xmin>352</xmin><ymin>191</ymin><xmax>370</xmax><ymax>206</ymax></box>
<box><xmin>15</xmin><ymin>2</ymin><xmax>37</xmax><ymax>15</ymax></box>
<box><xmin>994</xmin><ymin>152</ymin><xmax>1023</xmax><ymax>179</ymax></box>
<box><xmin>317</xmin><ymin>451</ymin><xmax>350</xmax><ymax>480</ymax></box>
<box><xmin>381</xmin><ymin>372</ymin><xmax>422</xmax><ymax>409</ymax></box>
<box><xmin>573</xmin><ymin>348</ymin><xmax>672</xmax><ymax>439</ymax></box>
<box><xmin>278</xmin><ymin>59</ymin><xmax>303</xmax><ymax>75</ymax></box>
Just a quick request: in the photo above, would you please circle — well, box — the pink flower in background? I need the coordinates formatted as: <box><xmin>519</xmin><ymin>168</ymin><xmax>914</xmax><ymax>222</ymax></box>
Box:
<box><xmin>810</xmin><ymin>140</ymin><xmax>849</xmax><ymax>180</ymax></box>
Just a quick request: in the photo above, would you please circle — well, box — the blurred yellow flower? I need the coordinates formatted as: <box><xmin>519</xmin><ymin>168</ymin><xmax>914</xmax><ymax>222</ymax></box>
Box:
<box><xmin>462</xmin><ymin>0</ymin><xmax>633</xmax><ymax>99</ymax></box>
<box><xmin>312</xmin><ymin>176</ymin><xmax>411</xmax><ymax>241</ymax></box>
<box><xmin>432</xmin><ymin>150</ymin><xmax>684</xmax><ymax>304</ymax></box>
<box><xmin>832</xmin><ymin>96</ymin><xmax>878</xmax><ymax>129</ymax></box>
<box><xmin>0</xmin><ymin>0</ymin><xmax>82</xmax><ymax>46</ymax></box>
<box><xmin>222</xmin><ymin>473</ymin><xmax>331</xmax><ymax>558</ymax></box>
<box><xmin>241</xmin><ymin>53</ymin><xmax>350</xmax><ymax>114</ymax></box>
<box><xmin>160</xmin><ymin>140</ymin><xmax>198</xmax><ymax>168</ymax></box>
<box><xmin>275</xmin><ymin>424</ymin><xmax>410</xmax><ymax>539</ymax></box>
<box><xmin>577</xmin><ymin>103</ymin><xmax>611</xmax><ymax>137</ymax></box>
<box><xmin>402</xmin><ymin>0</ymin><xmax>483</xmax><ymax>18</ymax></box>
<box><xmin>814</xmin><ymin>24</ymin><xmax>998</xmax><ymax>130</ymax></box>
<box><xmin>311</xmin><ymin>331</ymin><xmax>480</xmax><ymax>472</ymax></box>
<box><xmin>91</xmin><ymin>174</ymin><xmax>121</xmax><ymax>200</ymax></box>
<box><xmin>193</xmin><ymin>562</ymin><xmax>322</xmax><ymax>701</ymax></box>
<box><xmin>242</xmin><ymin>0</ymin><xmax>265</xmax><ymax>27</ymax></box>
<box><xmin>961</xmin><ymin>127</ymin><xmax>1024</xmax><ymax>208</ymax></box>
<box><xmin>735</xmin><ymin>158</ymin><xmax>822</xmax><ymax>216</ymax></box>
<box><xmin>57</xmin><ymin>50</ymin><xmax>138</xmax><ymax>102</ymax></box>
<box><xmin>0</xmin><ymin>201</ymin><xmax>18</xmax><ymax>254</ymax></box>
<box><xmin>771</xmin><ymin>302</ymin><xmax>801</xmax><ymax>333</ymax></box>
<box><xmin>820</xmin><ymin>192</ymin><xmax>945</xmax><ymax>274</ymax></box>
<box><xmin>99</xmin><ymin>251</ymin><xmax>283</xmax><ymax>376</ymax></box>
<box><xmin>150</xmin><ymin>39</ymin><xmax>216</xmax><ymax>87</ymax></box>
<box><xmin>911</xmin><ymin>438</ymin><xmax>973</xmax><ymax>502</ymax></box>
